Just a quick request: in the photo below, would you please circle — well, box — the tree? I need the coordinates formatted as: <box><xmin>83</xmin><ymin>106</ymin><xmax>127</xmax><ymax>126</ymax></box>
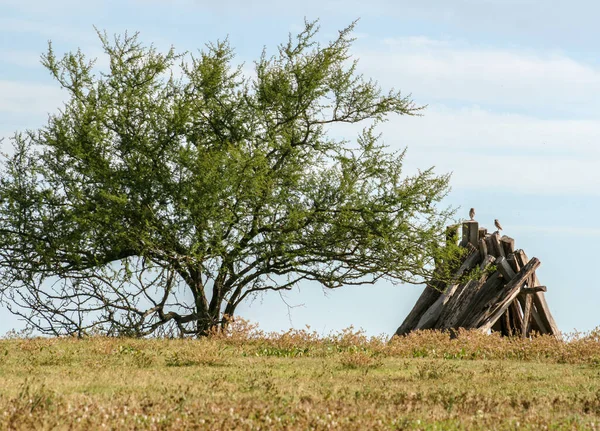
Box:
<box><xmin>0</xmin><ymin>21</ymin><xmax>454</xmax><ymax>337</ymax></box>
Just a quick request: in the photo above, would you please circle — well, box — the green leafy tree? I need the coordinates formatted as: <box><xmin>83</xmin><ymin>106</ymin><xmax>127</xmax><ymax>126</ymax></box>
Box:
<box><xmin>0</xmin><ymin>21</ymin><xmax>454</xmax><ymax>337</ymax></box>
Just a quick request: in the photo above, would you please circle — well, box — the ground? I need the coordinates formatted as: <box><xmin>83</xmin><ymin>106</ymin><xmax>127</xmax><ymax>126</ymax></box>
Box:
<box><xmin>0</xmin><ymin>323</ymin><xmax>599</xmax><ymax>430</ymax></box>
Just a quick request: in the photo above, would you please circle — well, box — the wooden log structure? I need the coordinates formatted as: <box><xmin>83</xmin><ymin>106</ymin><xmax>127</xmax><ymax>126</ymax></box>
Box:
<box><xmin>394</xmin><ymin>220</ymin><xmax>560</xmax><ymax>338</ymax></box>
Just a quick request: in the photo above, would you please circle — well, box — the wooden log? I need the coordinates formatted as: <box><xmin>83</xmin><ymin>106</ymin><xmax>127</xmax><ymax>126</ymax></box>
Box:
<box><xmin>448</xmin><ymin>245</ymin><xmax>480</xmax><ymax>286</ymax></box>
<box><xmin>435</xmin><ymin>255</ymin><xmax>496</xmax><ymax>329</ymax></box>
<box><xmin>506</xmin><ymin>253</ymin><xmax>519</xmax><ymax>273</ymax></box>
<box><xmin>415</xmin><ymin>295</ymin><xmax>445</xmax><ymax>329</ymax></box>
<box><xmin>500</xmin><ymin>236</ymin><xmax>515</xmax><ymax>256</ymax></box>
<box><xmin>458</xmin><ymin>258</ymin><xmax>539</xmax><ymax>330</ymax></box>
<box><xmin>509</xmin><ymin>300</ymin><xmax>524</xmax><ymax>336</ymax></box>
<box><xmin>484</xmin><ymin>235</ymin><xmax>496</xmax><ymax>257</ymax></box>
<box><xmin>415</xmin><ymin>248</ymin><xmax>481</xmax><ymax>330</ymax></box>
<box><xmin>522</xmin><ymin>294</ymin><xmax>533</xmax><ymax>338</ymax></box>
<box><xmin>478</xmin><ymin>228</ymin><xmax>488</xmax><ymax>241</ymax></box>
<box><xmin>524</xmin><ymin>285</ymin><xmax>546</xmax><ymax>293</ymax></box>
<box><xmin>522</xmin><ymin>286</ymin><xmax>547</xmax><ymax>293</ymax></box>
<box><xmin>479</xmin><ymin>253</ymin><xmax>496</xmax><ymax>271</ymax></box>
<box><xmin>474</xmin><ymin>258</ymin><xmax>541</xmax><ymax>332</ymax></box>
<box><xmin>462</xmin><ymin>221</ymin><xmax>479</xmax><ymax>247</ymax></box>
<box><xmin>490</xmin><ymin>232</ymin><xmax>506</xmax><ymax>258</ymax></box>
<box><xmin>478</xmin><ymin>238</ymin><xmax>488</xmax><ymax>259</ymax></box>
<box><xmin>495</xmin><ymin>256</ymin><xmax>516</xmax><ymax>281</ymax></box>
<box><xmin>514</xmin><ymin>250</ymin><xmax>560</xmax><ymax>338</ymax></box>
<box><xmin>509</xmin><ymin>252</ymin><xmax>547</xmax><ymax>335</ymax></box>
<box><xmin>454</xmin><ymin>271</ymin><xmax>504</xmax><ymax>327</ymax></box>
<box><xmin>394</xmin><ymin>284</ymin><xmax>442</xmax><ymax>336</ymax></box>
<box><xmin>396</xmin><ymin>243</ymin><xmax>481</xmax><ymax>335</ymax></box>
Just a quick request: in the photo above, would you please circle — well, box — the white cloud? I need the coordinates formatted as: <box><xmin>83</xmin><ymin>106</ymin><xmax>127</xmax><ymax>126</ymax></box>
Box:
<box><xmin>0</xmin><ymin>50</ymin><xmax>43</xmax><ymax>68</ymax></box>
<box><xmin>0</xmin><ymin>81</ymin><xmax>65</xmax><ymax>114</ymax></box>
<box><xmin>328</xmin><ymin>36</ymin><xmax>600</xmax><ymax>196</ymax></box>
<box><xmin>379</xmin><ymin>105</ymin><xmax>600</xmax><ymax>156</ymax></box>
<box><xmin>372</xmin><ymin>105</ymin><xmax>600</xmax><ymax>195</ymax></box>
<box><xmin>354</xmin><ymin>37</ymin><xmax>600</xmax><ymax>117</ymax></box>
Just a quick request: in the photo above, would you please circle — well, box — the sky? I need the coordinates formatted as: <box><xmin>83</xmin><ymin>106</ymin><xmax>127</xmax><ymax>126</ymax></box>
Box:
<box><xmin>1</xmin><ymin>0</ymin><xmax>599</xmax><ymax>337</ymax></box>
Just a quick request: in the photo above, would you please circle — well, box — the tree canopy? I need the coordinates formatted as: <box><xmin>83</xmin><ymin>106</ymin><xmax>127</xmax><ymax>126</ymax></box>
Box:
<box><xmin>0</xmin><ymin>21</ymin><xmax>454</xmax><ymax>337</ymax></box>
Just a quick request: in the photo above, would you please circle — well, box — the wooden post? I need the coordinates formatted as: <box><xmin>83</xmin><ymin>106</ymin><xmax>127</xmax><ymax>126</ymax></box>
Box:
<box><xmin>500</xmin><ymin>236</ymin><xmax>515</xmax><ymax>256</ymax></box>
<box><xmin>522</xmin><ymin>295</ymin><xmax>533</xmax><ymax>338</ymax></box>
<box><xmin>478</xmin><ymin>228</ymin><xmax>488</xmax><ymax>241</ymax></box>
<box><xmin>490</xmin><ymin>232</ymin><xmax>506</xmax><ymax>258</ymax></box>
<box><xmin>495</xmin><ymin>256</ymin><xmax>516</xmax><ymax>281</ymax></box>
<box><xmin>478</xmin><ymin>238</ymin><xmax>488</xmax><ymax>259</ymax></box>
<box><xmin>462</xmin><ymin>221</ymin><xmax>479</xmax><ymax>247</ymax></box>
<box><xmin>514</xmin><ymin>250</ymin><xmax>560</xmax><ymax>338</ymax></box>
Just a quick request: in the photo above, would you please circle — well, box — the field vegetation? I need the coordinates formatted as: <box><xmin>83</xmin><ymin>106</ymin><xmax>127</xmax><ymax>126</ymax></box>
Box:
<box><xmin>0</xmin><ymin>321</ymin><xmax>599</xmax><ymax>430</ymax></box>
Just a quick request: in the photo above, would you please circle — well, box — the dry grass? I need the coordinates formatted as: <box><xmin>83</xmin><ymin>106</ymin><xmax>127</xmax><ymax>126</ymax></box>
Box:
<box><xmin>0</xmin><ymin>321</ymin><xmax>599</xmax><ymax>430</ymax></box>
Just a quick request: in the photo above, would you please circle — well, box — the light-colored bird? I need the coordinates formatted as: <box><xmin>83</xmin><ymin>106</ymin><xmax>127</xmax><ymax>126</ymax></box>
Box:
<box><xmin>469</xmin><ymin>208</ymin><xmax>475</xmax><ymax>220</ymax></box>
<box><xmin>494</xmin><ymin>219</ymin><xmax>503</xmax><ymax>232</ymax></box>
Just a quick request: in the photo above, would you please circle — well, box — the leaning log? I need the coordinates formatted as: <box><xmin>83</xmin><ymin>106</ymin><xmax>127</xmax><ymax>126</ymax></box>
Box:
<box><xmin>414</xmin><ymin>248</ymin><xmax>481</xmax><ymax>330</ymax></box>
<box><xmin>435</xmin><ymin>254</ymin><xmax>496</xmax><ymax>329</ymax></box>
<box><xmin>514</xmin><ymin>250</ymin><xmax>560</xmax><ymax>337</ymax></box>
<box><xmin>394</xmin><ymin>285</ymin><xmax>443</xmax><ymax>336</ymax></box>
<box><xmin>473</xmin><ymin>258</ymin><xmax>541</xmax><ymax>332</ymax></box>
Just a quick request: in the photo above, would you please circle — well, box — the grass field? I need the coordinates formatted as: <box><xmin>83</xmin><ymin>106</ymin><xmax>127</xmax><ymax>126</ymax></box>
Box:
<box><xmin>0</xmin><ymin>322</ymin><xmax>599</xmax><ymax>430</ymax></box>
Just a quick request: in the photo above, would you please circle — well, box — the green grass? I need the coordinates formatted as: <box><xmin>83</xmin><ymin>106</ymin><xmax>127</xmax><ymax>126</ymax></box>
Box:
<box><xmin>0</xmin><ymin>324</ymin><xmax>599</xmax><ymax>430</ymax></box>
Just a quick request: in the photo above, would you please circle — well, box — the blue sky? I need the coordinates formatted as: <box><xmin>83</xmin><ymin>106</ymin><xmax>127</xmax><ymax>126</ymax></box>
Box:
<box><xmin>1</xmin><ymin>0</ymin><xmax>599</xmax><ymax>336</ymax></box>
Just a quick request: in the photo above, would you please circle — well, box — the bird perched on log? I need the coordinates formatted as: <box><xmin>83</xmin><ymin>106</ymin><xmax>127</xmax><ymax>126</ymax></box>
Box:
<box><xmin>494</xmin><ymin>219</ymin><xmax>503</xmax><ymax>231</ymax></box>
<box><xmin>469</xmin><ymin>208</ymin><xmax>475</xmax><ymax>220</ymax></box>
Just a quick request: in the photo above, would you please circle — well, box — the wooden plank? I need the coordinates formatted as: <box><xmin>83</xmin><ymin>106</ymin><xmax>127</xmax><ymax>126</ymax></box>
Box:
<box><xmin>496</xmin><ymin>256</ymin><xmax>516</xmax><ymax>281</ymax></box>
<box><xmin>510</xmin><ymin>252</ymin><xmax>549</xmax><ymax>335</ymax></box>
<box><xmin>501</xmin><ymin>236</ymin><xmax>515</xmax><ymax>256</ymax></box>
<box><xmin>506</xmin><ymin>253</ymin><xmax>519</xmax><ymax>273</ymax></box>
<box><xmin>415</xmin><ymin>295</ymin><xmax>445</xmax><ymax>330</ymax></box>
<box><xmin>435</xmin><ymin>255</ymin><xmax>496</xmax><ymax>329</ymax></box>
<box><xmin>469</xmin><ymin>221</ymin><xmax>479</xmax><ymax>246</ymax></box>
<box><xmin>454</xmin><ymin>271</ymin><xmax>504</xmax><ymax>328</ymax></box>
<box><xmin>448</xmin><ymin>246</ymin><xmax>481</xmax><ymax>285</ymax></box>
<box><xmin>394</xmin><ymin>284</ymin><xmax>442</xmax><ymax>336</ymax></box>
<box><xmin>478</xmin><ymin>228</ymin><xmax>488</xmax><ymax>241</ymax></box>
<box><xmin>509</xmin><ymin>300</ymin><xmax>524</xmax><ymax>337</ymax></box>
<box><xmin>484</xmin><ymin>235</ymin><xmax>496</xmax><ymax>257</ymax></box>
<box><xmin>478</xmin><ymin>238</ymin><xmax>488</xmax><ymax>259</ymax></box>
<box><xmin>517</xmin><ymin>294</ymin><xmax>547</xmax><ymax>335</ymax></box>
<box><xmin>415</xmin><ymin>248</ymin><xmax>481</xmax><ymax>330</ymax></box>
<box><xmin>522</xmin><ymin>286</ymin><xmax>547</xmax><ymax>293</ymax></box>
<box><xmin>522</xmin><ymin>294</ymin><xmax>533</xmax><ymax>338</ymax></box>
<box><xmin>514</xmin><ymin>250</ymin><xmax>560</xmax><ymax>338</ymax></box>
<box><xmin>462</xmin><ymin>221</ymin><xmax>479</xmax><ymax>247</ymax></box>
<box><xmin>433</xmin><ymin>279</ymin><xmax>477</xmax><ymax>329</ymax></box>
<box><xmin>490</xmin><ymin>232</ymin><xmax>506</xmax><ymax>258</ymax></box>
<box><xmin>474</xmin><ymin>258</ymin><xmax>541</xmax><ymax>332</ymax></box>
<box><xmin>395</xmin><ymin>243</ymin><xmax>481</xmax><ymax>335</ymax></box>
